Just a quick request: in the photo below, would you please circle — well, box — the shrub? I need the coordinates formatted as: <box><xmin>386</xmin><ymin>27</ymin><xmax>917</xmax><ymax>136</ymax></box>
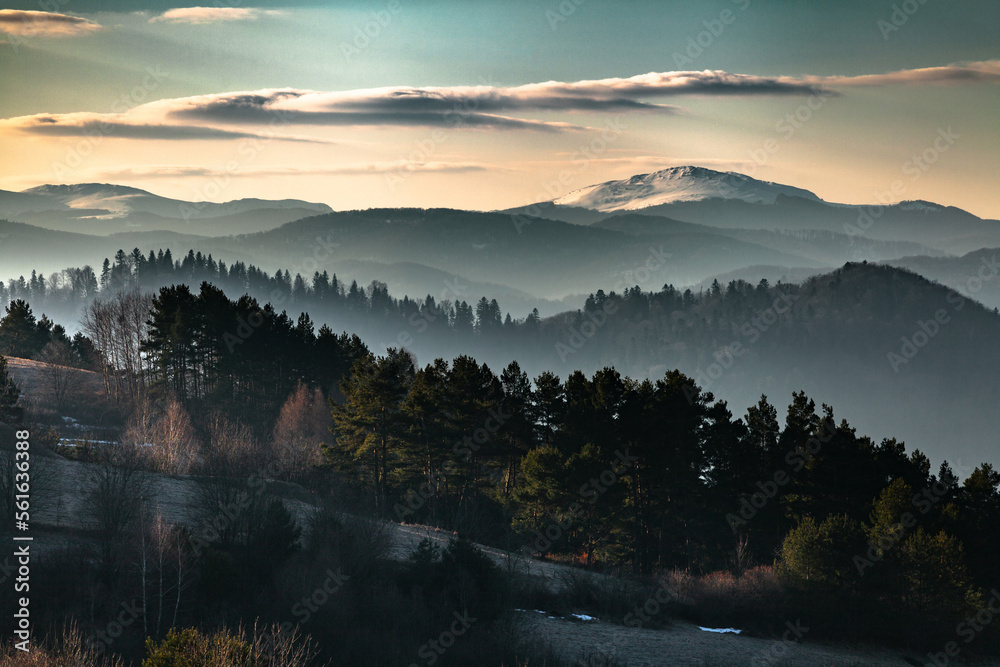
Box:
<box><xmin>662</xmin><ymin>566</ymin><xmax>784</xmax><ymax>634</ymax></box>
<box><xmin>143</xmin><ymin>624</ymin><xmax>320</xmax><ymax>667</ymax></box>
<box><xmin>0</xmin><ymin>623</ymin><xmax>126</xmax><ymax>667</ymax></box>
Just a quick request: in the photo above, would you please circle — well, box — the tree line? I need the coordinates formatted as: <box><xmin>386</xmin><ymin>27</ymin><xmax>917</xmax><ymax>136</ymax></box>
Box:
<box><xmin>1</xmin><ymin>275</ymin><xmax>999</xmax><ymax>655</ymax></box>
<box><xmin>327</xmin><ymin>346</ymin><xmax>999</xmax><ymax>643</ymax></box>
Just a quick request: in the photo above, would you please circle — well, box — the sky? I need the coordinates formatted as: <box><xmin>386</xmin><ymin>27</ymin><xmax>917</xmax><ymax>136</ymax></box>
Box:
<box><xmin>0</xmin><ymin>0</ymin><xmax>998</xmax><ymax>217</ymax></box>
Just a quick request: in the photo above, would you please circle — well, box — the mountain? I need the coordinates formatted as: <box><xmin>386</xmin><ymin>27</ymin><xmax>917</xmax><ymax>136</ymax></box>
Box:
<box><xmin>0</xmin><ymin>183</ymin><xmax>332</xmax><ymax>236</ymax></box>
<box><xmin>205</xmin><ymin>208</ymin><xmax>822</xmax><ymax>301</ymax></box>
<box><xmin>550</xmin><ymin>165</ymin><xmax>823</xmax><ymax>212</ymax></box>
<box><xmin>529</xmin><ymin>262</ymin><xmax>1000</xmax><ymax>467</ymax></box>
<box><xmin>524</xmin><ymin>167</ymin><xmax>1000</xmax><ymax>255</ymax></box>
<box><xmin>0</xmin><ymin>204</ymin><xmax>953</xmax><ymax>316</ymax></box>
<box><xmin>0</xmin><ymin>188</ymin><xmax>72</xmax><ymax>216</ymax></box>
<box><xmin>0</xmin><ymin>219</ymin><xmax>210</xmax><ymax>283</ymax></box>
<box><xmin>318</xmin><ymin>259</ymin><xmax>581</xmax><ymax>317</ymax></box>
<box><xmin>593</xmin><ymin>213</ymin><xmax>943</xmax><ymax>266</ymax></box>
<box><xmin>688</xmin><ymin>265</ymin><xmax>828</xmax><ymax>292</ymax></box>
<box><xmin>887</xmin><ymin>247</ymin><xmax>1000</xmax><ymax>310</ymax></box>
<box><xmin>23</xmin><ymin>183</ymin><xmax>333</xmax><ymax>219</ymax></box>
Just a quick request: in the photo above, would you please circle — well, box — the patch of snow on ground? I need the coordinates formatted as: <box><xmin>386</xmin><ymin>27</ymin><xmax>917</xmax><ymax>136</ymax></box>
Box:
<box><xmin>698</xmin><ymin>627</ymin><xmax>742</xmax><ymax>634</ymax></box>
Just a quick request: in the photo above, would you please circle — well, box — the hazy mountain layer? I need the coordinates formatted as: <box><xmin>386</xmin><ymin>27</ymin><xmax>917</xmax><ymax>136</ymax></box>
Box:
<box><xmin>0</xmin><ymin>183</ymin><xmax>332</xmax><ymax>236</ymax></box>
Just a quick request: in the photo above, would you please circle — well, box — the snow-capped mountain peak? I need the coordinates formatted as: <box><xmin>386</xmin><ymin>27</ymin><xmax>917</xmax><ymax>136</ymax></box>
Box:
<box><xmin>551</xmin><ymin>166</ymin><xmax>823</xmax><ymax>212</ymax></box>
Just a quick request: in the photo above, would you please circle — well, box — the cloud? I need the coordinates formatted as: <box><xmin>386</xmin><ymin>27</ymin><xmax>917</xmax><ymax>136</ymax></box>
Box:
<box><xmin>820</xmin><ymin>60</ymin><xmax>1000</xmax><ymax>87</ymax></box>
<box><xmin>2</xmin><ymin>113</ymin><xmax>335</xmax><ymax>143</ymax></box>
<box><xmin>5</xmin><ymin>60</ymin><xmax>997</xmax><ymax>143</ymax></box>
<box><xmin>0</xmin><ymin>9</ymin><xmax>101</xmax><ymax>37</ymax></box>
<box><xmin>156</xmin><ymin>89</ymin><xmax>596</xmax><ymax>132</ymax></box>
<box><xmin>162</xmin><ymin>71</ymin><xmax>826</xmax><ymax>128</ymax></box>
<box><xmin>91</xmin><ymin>162</ymin><xmax>494</xmax><ymax>179</ymax></box>
<box><xmin>150</xmin><ymin>7</ymin><xmax>280</xmax><ymax>24</ymax></box>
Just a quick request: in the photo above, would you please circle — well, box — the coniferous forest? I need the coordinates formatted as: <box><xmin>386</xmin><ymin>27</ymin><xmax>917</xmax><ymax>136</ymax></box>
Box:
<box><xmin>3</xmin><ymin>7</ymin><xmax>1000</xmax><ymax>663</ymax></box>
<box><xmin>2</xmin><ymin>257</ymin><xmax>999</xmax><ymax>665</ymax></box>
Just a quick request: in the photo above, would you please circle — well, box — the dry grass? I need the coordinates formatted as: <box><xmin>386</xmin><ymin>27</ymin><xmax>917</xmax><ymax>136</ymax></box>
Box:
<box><xmin>663</xmin><ymin>566</ymin><xmax>784</xmax><ymax>633</ymax></box>
<box><xmin>0</xmin><ymin>623</ymin><xmax>126</xmax><ymax>667</ymax></box>
<box><xmin>525</xmin><ymin>612</ymin><xmax>928</xmax><ymax>667</ymax></box>
<box><xmin>5</xmin><ymin>356</ymin><xmax>105</xmax><ymax>399</ymax></box>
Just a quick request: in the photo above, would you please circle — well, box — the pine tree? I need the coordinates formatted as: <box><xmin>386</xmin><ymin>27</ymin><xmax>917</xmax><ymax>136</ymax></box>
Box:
<box><xmin>0</xmin><ymin>300</ymin><xmax>46</xmax><ymax>358</ymax></box>
<box><xmin>399</xmin><ymin>358</ymin><xmax>453</xmax><ymax>522</ymax></box>
<box><xmin>532</xmin><ymin>372</ymin><xmax>564</xmax><ymax>446</ymax></box>
<box><xmin>101</xmin><ymin>257</ymin><xmax>111</xmax><ymax>290</ymax></box>
<box><xmin>330</xmin><ymin>349</ymin><xmax>415</xmax><ymax>514</ymax></box>
<box><xmin>498</xmin><ymin>361</ymin><xmax>534</xmax><ymax>497</ymax></box>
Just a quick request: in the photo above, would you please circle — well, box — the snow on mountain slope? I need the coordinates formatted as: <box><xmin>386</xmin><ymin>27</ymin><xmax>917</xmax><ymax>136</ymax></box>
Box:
<box><xmin>552</xmin><ymin>166</ymin><xmax>823</xmax><ymax>212</ymax></box>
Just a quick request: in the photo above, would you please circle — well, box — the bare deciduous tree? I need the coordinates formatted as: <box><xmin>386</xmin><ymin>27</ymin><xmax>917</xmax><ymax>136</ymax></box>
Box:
<box><xmin>37</xmin><ymin>340</ymin><xmax>85</xmax><ymax>414</ymax></box>
<box><xmin>135</xmin><ymin>508</ymin><xmax>195</xmax><ymax>640</ymax></box>
<box><xmin>195</xmin><ymin>414</ymin><xmax>265</xmax><ymax>548</ymax></box>
<box><xmin>123</xmin><ymin>398</ymin><xmax>200</xmax><ymax>475</ymax></box>
<box><xmin>82</xmin><ymin>287</ymin><xmax>153</xmax><ymax>406</ymax></box>
<box><xmin>83</xmin><ymin>440</ymin><xmax>155</xmax><ymax>587</ymax></box>
<box><xmin>271</xmin><ymin>383</ymin><xmax>330</xmax><ymax>482</ymax></box>
<box><xmin>203</xmin><ymin>413</ymin><xmax>261</xmax><ymax>479</ymax></box>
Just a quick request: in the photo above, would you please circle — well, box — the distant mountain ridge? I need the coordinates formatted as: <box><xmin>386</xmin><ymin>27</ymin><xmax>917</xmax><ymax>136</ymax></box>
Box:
<box><xmin>552</xmin><ymin>165</ymin><xmax>824</xmax><ymax>211</ymax></box>
<box><xmin>515</xmin><ymin>166</ymin><xmax>1000</xmax><ymax>256</ymax></box>
<box><xmin>22</xmin><ymin>183</ymin><xmax>333</xmax><ymax>219</ymax></box>
<box><xmin>0</xmin><ymin>183</ymin><xmax>332</xmax><ymax>236</ymax></box>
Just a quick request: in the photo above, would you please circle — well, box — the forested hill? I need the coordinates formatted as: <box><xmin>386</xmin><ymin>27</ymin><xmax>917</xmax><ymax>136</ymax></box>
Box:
<box><xmin>532</xmin><ymin>262</ymin><xmax>1000</xmax><ymax>467</ymax></box>
<box><xmin>2</xmin><ymin>253</ymin><xmax>997</xmax><ymax>467</ymax></box>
